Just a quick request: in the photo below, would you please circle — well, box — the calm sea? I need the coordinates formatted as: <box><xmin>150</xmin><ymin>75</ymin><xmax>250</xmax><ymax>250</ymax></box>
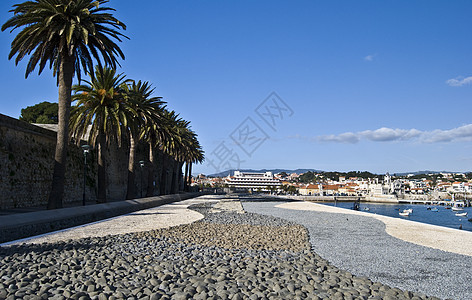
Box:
<box><xmin>321</xmin><ymin>201</ymin><xmax>472</xmax><ymax>232</ymax></box>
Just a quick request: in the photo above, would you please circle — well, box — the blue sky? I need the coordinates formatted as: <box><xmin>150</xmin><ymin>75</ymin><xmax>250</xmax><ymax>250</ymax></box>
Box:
<box><xmin>1</xmin><ymin>0</ymin><xmax>472</xmax><ymax>175</ymax></box>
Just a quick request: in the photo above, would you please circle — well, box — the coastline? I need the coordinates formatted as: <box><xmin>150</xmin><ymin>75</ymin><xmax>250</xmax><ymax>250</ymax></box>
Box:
<box><xmin>243</xmin><ymin>200</ymin><xmax>472</xmax><ymax>300</ymax></box>
<box><xmin>1</xmin><ymin>196</ymin><xmax>467</xmax><ymax>299</ymax></box>
<box><xmin>276</xmin><ymin>201</ymin><xmax>472</xmax><ymax>257</ymax></box>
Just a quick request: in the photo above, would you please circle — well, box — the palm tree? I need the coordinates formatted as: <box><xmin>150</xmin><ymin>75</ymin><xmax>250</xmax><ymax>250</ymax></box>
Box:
<box><xmin>168</xmin><ymin>118</ymin><xmax>204</xmax><ymax>193</ymax></box>
<box><xmin>170</xmin><ymin>119</ymin><xmax>191</xmax><ymax>194</ymax></box>
<box><xmin>183</xmin><ymin>134</ymin><xmax>204</xmax><ymax>192</ymax></box>
<box><xmin>2</xmin><ymin>0</ymin><xmax>127</xmax><ymax>209</ymax></box>
<box><xmin>122</xmin><ymin>80</ymin><xmax>165</xmax><ymax>199</ymax></box>
<box><xmin>141</xmin><ymin>108</ymin><xmax>173</xmax><ymax>197</ymax></box>
<box><xmin>158</xmin><ymin>109</ymin><xmax>183</xmax><ymax>195</ymax></box>
<box><xmin>69</xmin><ymin>66</ymin><xmax>131</xmax><ymax>202</ymax></box>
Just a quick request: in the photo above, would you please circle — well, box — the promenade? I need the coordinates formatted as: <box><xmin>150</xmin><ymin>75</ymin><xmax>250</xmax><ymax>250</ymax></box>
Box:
<box><xmin>1</xmin><ymin>195</ymin><xmax>469</xmax><ymax>299</ymax></box>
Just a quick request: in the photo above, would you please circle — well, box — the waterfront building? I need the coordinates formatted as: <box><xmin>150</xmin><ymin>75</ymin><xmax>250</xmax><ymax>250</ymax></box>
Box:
<box><xmin>225</xmin><ymin>171</ymin><xmax>281</xmax><ymax>191</ymax></box>
<box><xmin>299</xmin><ymin>184</ymin><xmax>321</xmax><ymax>195</ymax></box>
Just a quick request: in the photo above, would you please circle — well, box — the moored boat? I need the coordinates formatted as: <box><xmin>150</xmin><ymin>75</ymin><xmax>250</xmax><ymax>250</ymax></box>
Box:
<box><xmin>451</xmin><ymin>200</ymin><xmax>465</xmax><ymax>211</ymax></box>
<box><xmin>455</xmin><ymin>212</ymin><xmax>468</xmax><ymax>217</ymax></box>
<box><xmin>399</xmin><ymin>210</ymin><xmax>410</xmax><ymax>217</ymax></box>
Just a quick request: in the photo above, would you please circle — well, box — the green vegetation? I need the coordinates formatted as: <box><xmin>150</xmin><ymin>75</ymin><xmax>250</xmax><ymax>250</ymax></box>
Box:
<box><xmin>298</xmin><ymin>171</ymin><xmax>316</xmax><ymax>183</ymax></box>
<box><xmin>321</xmin><ymin>171</ymin><xmax>382</xmax><ymax>182</ymax></box>
<box><xmin>20</xmin><ymin>102</ymin><xmax>58</xmax><ymax>124</ymax></box>
<box><xmin>3</xmin><ymin>0</ymin><xmax>204</xmax><ymax>207</ymax></box>
<box><xmin>280</xmin><ymin>184</ymin><xmax>297</xmax><ymax>194</ymax></box>
<box><xmin>298</xmin><ymin>170</ymin><xmax>381</xmax><ymax>183</ymax></box>
<box><xmin>70</xmin><ymin>67</ymin><xmax>204</xmax><ymax>200</ymax></box>
<box><xmin>2</xmin><ymin>0</ymin><xmax>128</xmax><ymax>209</ymax></box>
<box><xmin>70</xmin><ymin>66</ymin><xmax>131</xmax><ymax>202</ymax></box>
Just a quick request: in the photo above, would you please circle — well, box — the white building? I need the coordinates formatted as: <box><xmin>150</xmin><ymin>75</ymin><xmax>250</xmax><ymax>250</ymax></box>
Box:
<box><xmin>225</xmin><ymin>171</ymin><xmax>281</xmax><ymax>190</ymax></box>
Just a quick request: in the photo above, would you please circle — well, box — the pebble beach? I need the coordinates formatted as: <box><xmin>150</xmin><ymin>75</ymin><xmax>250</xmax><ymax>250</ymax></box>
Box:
<box><xmin>0</xmin><ymin>195</ymin><xmax>469</xmax><ymax>299</ymax></box>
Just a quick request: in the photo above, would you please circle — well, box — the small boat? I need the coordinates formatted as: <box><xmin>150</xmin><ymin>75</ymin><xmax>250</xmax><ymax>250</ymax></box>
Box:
<box><xmin>364</xmin><ymin>207</ymin><xmax>370</xmax><ymax>211</ymax></box>
<box><xmin>468</xmin><ymin>218</ymin><xmax>472</xmax><ymax>222</ymax></box>
<box><xmin>426</xmin><ymin>207</ymin><xmax>431</xmax><ymax>210</ymax></box>
<box><xmin>451</xmin><ymin>199</ymin><xmax>465</xmax><ymax>211</ymax></box>
<box><xmin>455</xmin><ymin>212</ymin><xmax>468</xmax><ymax>217</ymax></box>
<box><xmin>403</xmin><ymin>208</ymin><xmax>413</xmax><ymax>214</ymax></box>
<box><xmin>430</xmin><ymin>207</ymin><xmax>439</xmax><ymax>212</ymax></box>
<box><xmin>399</xmin><ymin>211</ymin><xmax>410</xmax><ymax>217</ymax></box>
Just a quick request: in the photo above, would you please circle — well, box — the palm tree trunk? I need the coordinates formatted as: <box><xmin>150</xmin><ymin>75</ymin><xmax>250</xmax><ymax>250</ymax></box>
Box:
<box><xmin>188</xmin><ymin>162</ymin><xmax>193</xmax><ymax>191</ymax></box>
<box><xmin>97</xmin><ymin>131</ymin><xmax>107</xmax><ymax>202</ymax></box>
<box><xmin>178</xmin><ymin>161</ymin><xmax>184</xmax><ymax>192</ymax></box>
<box><xmin>126</xmin><ymin>131</ymin><xmax>137</xmax><ymax>199</ymax></box>
<box><xmin>146</xmin><ymin>141</ymin><xmax>155</xmax><ymax>197</ymax></box>
<box><xmin>184</xmin><ymin>162</ymin><xmax>189</xmax><ymax>192</ymax></box>
<box><xmin>160</xmin><ymin>153</ymin><xmax>167</xmax><ymax>195</ymax></box>
<box><xmin>47</xmin><ymin>54</ymin><xmax>74</xmax><ymax>209</ymax></box>
<box><xmin>170</xmin><ymin>159</ymin><xmax>177</xmax><ymax>194</ymax></box>
<box><xmin>156</xmin><ymin>149</ymin><xmax>163</xmax><ymax>195</ymax></box>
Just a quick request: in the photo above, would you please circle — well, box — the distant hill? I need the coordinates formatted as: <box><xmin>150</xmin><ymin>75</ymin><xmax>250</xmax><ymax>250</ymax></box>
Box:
<box><xmin>207</xmin><ymin>169</ymin><xmax>323</xmax><ymax>177</ymax></box>
<box><xmin>393</xmin><ymin>170</ymin><xmax>454</xmax><ymax>176</ymax></box>
<box><xmin>206</xmin><ymin>169</ymin><xmax>466</xmax><ymax>178</ymax></box>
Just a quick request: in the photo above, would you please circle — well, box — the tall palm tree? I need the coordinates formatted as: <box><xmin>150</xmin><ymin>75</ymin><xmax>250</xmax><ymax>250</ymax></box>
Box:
<box><xmin>123</xmin><ymin>80</ymin><xmax>165</xmax><ymax>199</ymax></box>
<box><xmin>170</xmin><ymin>119</ymin><xmax>190</xmax><ymax>194</ymax></box>
<box><xmin>69</xmin><ymin>66</ymin><xmax>131</xmax><ymax>202</ymax></box>
<box><xmin>188</xmin><ymin>145</ymin><xmax>205</xmax><ymax>190</ymax></box>
<box><xmin>167</xmin><ymin>118</ymin><xmax>204</xmax><ymax>193</ymax></box>
<box><xmin>182</xmin><ymin>131</ymin><xmax>204</xmax><ymax>191</ymax></box>
<box><xmin>141</xmin><ymin>107</ymin><xmax>173</xmax><ymax>197</ymax></box>
<box><xmin>158</xmin><ymin>109</ymin><xmax>182</xmax><ymax>195</ymax></box>
<box><xmin>2</xmin><ymin>0</ymin><xmax>127</xmax><ymax>209</ymax></box>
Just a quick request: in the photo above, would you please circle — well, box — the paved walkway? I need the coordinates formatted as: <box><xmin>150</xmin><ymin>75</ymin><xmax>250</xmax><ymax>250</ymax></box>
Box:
<box><xmin>1</xmin><ymin>196</ymin><xmax>220</xmax><ymax>246</ymax></box>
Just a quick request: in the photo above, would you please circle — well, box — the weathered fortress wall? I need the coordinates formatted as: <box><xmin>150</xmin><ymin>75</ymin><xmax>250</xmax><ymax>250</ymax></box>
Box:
<box><xmin>0</xmin><ymin>114</ymin><xmax>97</xmax><ymax>209</ymax></box>
<box><xmin>0</xmin><ymin>113</ymin><xmax>182</xmax><ymax>209</ymax></box>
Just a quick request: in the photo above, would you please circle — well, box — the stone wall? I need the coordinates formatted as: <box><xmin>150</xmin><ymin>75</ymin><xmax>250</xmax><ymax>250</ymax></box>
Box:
<box><xmin>0</xmin><ymin>114</ymin><xmax>98</xmax><ymax>209</ymax></box>
<box><xmin>0</xmin><ymin>113</ymin><xmax>183</xmax><ymax>209</ymax></box>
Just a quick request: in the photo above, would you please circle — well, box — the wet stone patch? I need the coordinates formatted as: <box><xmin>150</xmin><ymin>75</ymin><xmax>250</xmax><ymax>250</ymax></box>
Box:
<box><xmin>0</xmin><ymin>202</ymin><xmax>441</xmax><ymax>300</ymax></box>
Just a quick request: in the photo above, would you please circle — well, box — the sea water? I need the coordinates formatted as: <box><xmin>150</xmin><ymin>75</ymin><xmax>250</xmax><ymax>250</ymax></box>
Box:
<box><xmin>321</xmin><ymin>201</ymin><xmax>472</xmax><ymax>232</ymax></box>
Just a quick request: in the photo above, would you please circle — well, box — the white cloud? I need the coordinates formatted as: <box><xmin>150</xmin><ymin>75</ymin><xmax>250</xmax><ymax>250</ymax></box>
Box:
<box><xmin>364</xmin><ymin>54</ymin><xmax>375</xmax><ymax>61</ymax></box>
<box><xmin>446</xmin><ymin>76</ymin><xmax>472</xmax><ymax>87</ymax></box>
<box><xmin>421</xmin><ymin>124</ymin><xmax>472</xmax><ymax>143</ymax></box>
<box><xmin>318</xmin><ymin>132</ymin><xmax>360</xmax><ymax>144</ymax></box>
<box><xmin>315</xmin><ymin>124</ymin><xmax>472</xmax><ymax>144</ymax></box>
<box><xmin>360</xmin><ymin>127</ymin><xmax>421</xmax><ymax>142</ymax></box>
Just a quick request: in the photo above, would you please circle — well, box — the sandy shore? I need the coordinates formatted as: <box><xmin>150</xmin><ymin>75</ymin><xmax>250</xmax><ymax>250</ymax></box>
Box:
<box><xmin>276</xmin><ymin>201</ymin><xmax>472</xmax><ymax>257</ymax></box>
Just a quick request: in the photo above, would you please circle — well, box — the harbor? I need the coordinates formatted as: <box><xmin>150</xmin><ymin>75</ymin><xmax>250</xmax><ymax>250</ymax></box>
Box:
<box><xmin>280</xmin><ymin>194</ymin><xmax>472</xmax><ymax>206</ymax></box>
<box><xmin>320</xmin><ymin>200</ymin><xmax>472</xmax><ymax>232</ymax></box>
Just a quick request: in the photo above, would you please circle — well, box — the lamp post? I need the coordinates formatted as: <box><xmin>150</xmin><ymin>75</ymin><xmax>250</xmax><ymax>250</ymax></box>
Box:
<box><xmin>81</xmin><ymin>145</ymin><xmax>91</xmax><ymax>206</ymax></box>
<box><xmin>139</xmin><ymin>160</ymin><xmax>145</xmax><ymax>198</ymax></box>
